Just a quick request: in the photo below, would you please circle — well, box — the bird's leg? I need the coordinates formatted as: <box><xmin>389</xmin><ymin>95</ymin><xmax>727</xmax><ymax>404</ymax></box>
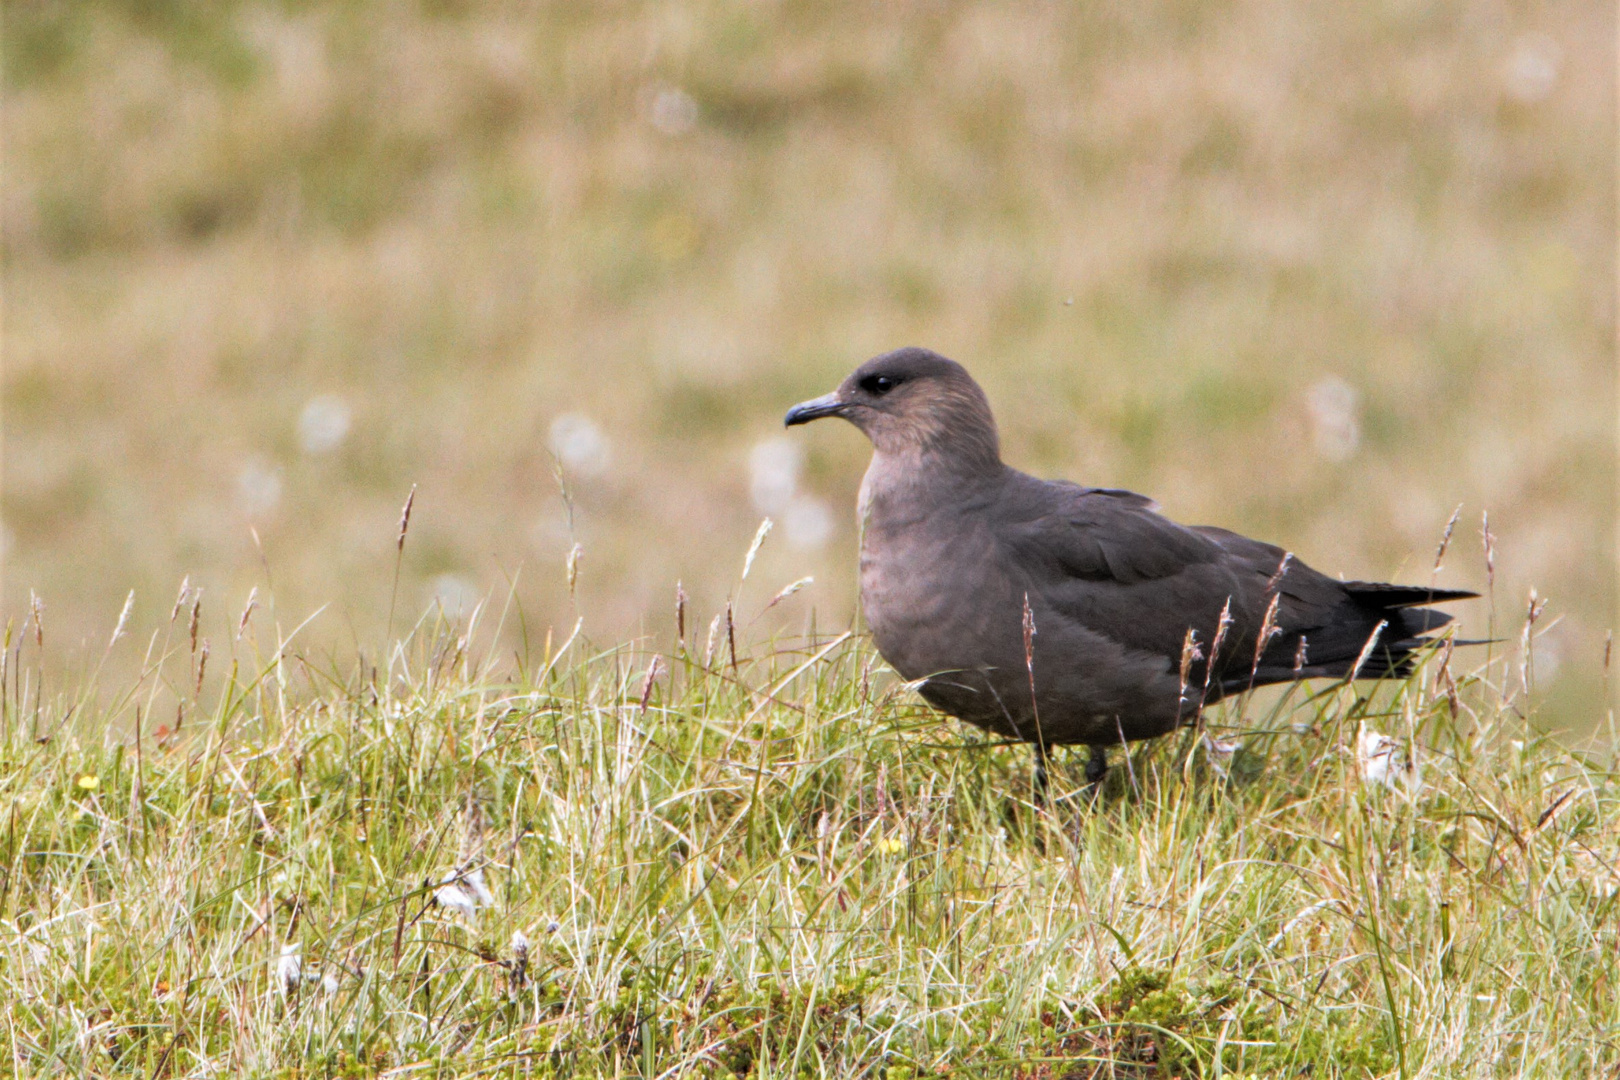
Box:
<box><xmin>1084</xmin><ymin>744</ymin><xmax>1109</xmax><ymax>796</ymax></box>
<box><xmin>1032</xmin><ymin>742</ymin><xmax>1051</xmax><ymax>803</ymax></box>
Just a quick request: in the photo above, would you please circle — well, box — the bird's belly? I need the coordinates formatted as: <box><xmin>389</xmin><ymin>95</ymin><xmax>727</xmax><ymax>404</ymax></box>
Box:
<box><xmin>859</xmin><ymin>528</ymin><xmax>1185</xmax><ymax>745</ymax></box>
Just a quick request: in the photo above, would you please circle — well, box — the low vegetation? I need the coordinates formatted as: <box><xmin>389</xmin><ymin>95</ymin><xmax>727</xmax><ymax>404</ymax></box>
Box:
<box><xmin>1</xmin><ymin>581</ymin><xmax>1614</xmax><ymax>1078</ymax></box>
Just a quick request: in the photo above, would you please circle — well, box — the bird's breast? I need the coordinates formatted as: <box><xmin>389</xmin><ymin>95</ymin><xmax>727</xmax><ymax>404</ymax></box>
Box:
<box><xmin>857</xmin><ymin>487</ymin><xmax>1013</xmax><ymax>683</ymax></box>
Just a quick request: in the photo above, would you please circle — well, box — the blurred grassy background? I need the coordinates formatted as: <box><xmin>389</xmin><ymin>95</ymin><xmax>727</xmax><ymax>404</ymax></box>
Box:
<box><xmin>4</xmin><ymin>1</ymin><xmax>1614</xmax><ymax>727</ymax></box>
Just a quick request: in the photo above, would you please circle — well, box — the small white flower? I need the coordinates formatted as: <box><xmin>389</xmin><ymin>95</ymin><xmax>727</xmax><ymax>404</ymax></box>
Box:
<box><xmin>510</xmin><ymin>929</ymin><xmax>530</xmax><ymax>959</ymax></box>
<box><xmin>321</xmin><ymin>971</ymin><xmax>340</xmax><ymax>995</ymax></box>
<box><xmin>276</xmin><ymin>943</ymin><xmax>302</xmax><ymax>994</ymax></box>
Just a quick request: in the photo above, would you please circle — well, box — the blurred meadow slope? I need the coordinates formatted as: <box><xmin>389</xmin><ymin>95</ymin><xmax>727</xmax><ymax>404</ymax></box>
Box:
<box><xmin>4</xmin><ymin>2</ymin><xmax>1614</xmax><ymax>720</ymax></box>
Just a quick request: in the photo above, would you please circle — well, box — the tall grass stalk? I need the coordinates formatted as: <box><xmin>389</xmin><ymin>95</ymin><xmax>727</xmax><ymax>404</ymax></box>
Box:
<box><xmin>0</xmin><ymin>590</ymin><xmax>1613</xmax><ymax>1077</ymax></box>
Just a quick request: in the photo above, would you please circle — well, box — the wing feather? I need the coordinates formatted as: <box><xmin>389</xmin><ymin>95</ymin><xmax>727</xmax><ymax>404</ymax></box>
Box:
<box><xmin>994</xmin><ymin>480</ymin><xmax>1471</xmax><ymax>695</ymax></box>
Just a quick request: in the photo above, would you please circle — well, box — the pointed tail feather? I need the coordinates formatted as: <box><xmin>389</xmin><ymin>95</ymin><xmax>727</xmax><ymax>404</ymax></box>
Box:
<box><xmin>1342</xmin><ymin>582</ymin><xmax>1479</xmax><ymax>608</ymax></box>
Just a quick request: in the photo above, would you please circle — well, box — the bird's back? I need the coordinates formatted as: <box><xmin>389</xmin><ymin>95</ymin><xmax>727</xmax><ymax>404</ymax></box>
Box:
<box><xmin>867</xmin><ymin>464</ymin><xmax>1472</xmax><ymax>745</ymax></box>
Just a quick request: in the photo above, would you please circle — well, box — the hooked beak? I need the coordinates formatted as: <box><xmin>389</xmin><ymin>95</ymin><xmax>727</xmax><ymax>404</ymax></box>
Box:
<box><xmin>784</xmin><ymin>392</ymin><xmax>846</xmax><ymax>427</ymax></box>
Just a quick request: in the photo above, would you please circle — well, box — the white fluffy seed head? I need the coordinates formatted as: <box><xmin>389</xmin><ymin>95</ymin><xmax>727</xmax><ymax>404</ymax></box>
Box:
<box><xmin>434</xmin><ymin>875</ymin><xmax>479</xmax><ymax>919</ymax></box>
<box><xmin>549</xmin><ymin>414</ymin><xmax>611</xmax><ymax>477</ymax></box>
<box><xmin>276</xmin><ymin>943</ymin><xmax>302</xmax><ymax>994</ymax></box>
<box><xmin>1357</xmin><ymin>726</ymin><xmax>1399</xmax><ymax>789</ymax></box>
<box><xmin>298</xmin><ymin>394</ymin><xmax>352</xmax><ymax>455</ymax></box>
<box><xmin>464</xmin><ymin>866</ymin><xmax>495</xmax><ymax>908</ymax></box>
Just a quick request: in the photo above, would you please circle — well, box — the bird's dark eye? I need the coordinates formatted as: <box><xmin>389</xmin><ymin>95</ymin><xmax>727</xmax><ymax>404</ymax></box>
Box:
<box><xmin>860</xmin><ymin>375</ymin><xmax>897</xmax><ymax>396</ymax></box>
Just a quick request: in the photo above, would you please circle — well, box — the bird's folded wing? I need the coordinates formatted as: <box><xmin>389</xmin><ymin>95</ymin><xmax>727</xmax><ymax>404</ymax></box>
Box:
<box><xmin>1000</xmin><ymin>486</ymin><xmax>1225</xmax><ymax>585</ymax></box>
<box><xmin>996</xmin><ymin>486</ymin><xmax>1273</xmax><ymax>665</ymax></box>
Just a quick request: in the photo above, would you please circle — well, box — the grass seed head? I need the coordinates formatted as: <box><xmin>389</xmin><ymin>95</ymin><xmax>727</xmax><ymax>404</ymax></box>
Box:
<box><xmin>170</xmin><ymin>576</ymin><xmax>190</xmax><ymax>624</ymax></box>
<box><xmin>1251</xmin><ymin>591</ymin><xmax>1283</xmax><ymax>680</ymax></box>
<box><xmin>237</xmin><ymin>587</ymin><xmax>258</xmax><ymax>642</ymax></box>
<box><xmin>639</xmin><ymin>656</ymin><xmax>663</xmax><ymax>714</ymax></box>
<box><xmin>725</xmin><ymin>601</ymin><xmax>738</xmax><ymax>672</ymax></box>
<box><xmin>1264</xmin><ymin>551</ymin><xmax>1293</xmax><ymax>593</ymax></box>
<box><xmin>396</xmin><ymin>485</ymin><xmax>416</xmax><ymax>553</ymax></box>
<box><xmin>1434</xmin><ymin>504</ymin><xmax>1463</xmax><ymax>574</ymax></box>
<box><xmin>1482</xmin><ymin>510</ymin><xmax>1496</xmax><ymax>586</ymax></box>
<box><xmin>1205</xmin><ymin>598</ymin><xmax>1233</xmax><ymax>686</ymax></box>
<box><xmin>1178</xmin><ymin>628</ymin><xmax>1203</xmax><ymax>695</ymax></box>
<box><xmin>741</xmin><ymin>517</ymin><xmax>773</xmax><ymax>581</ymax></box>
<box><xmin>107</xmin><ymin>590</ymin><xmax>134</xmax><ymax>650</ymax></box>
<box><xmin>704</xmin><ymin>613</ymin><xmax>721</xmax><ymax>666</ymax></box>
<box><xmin>566</xmin><ymin>543</ymin><xmax>583</xmax><ymax>599</ymax></box>
<box><xmin>675</xmin><ymin>580</ymin><xmax>687</xmax><ymax>647</ymax></box>
<box><xmin>764</xmin><ymin>576</ymin><xmax>813</xmax><ymax>611</ymax></box>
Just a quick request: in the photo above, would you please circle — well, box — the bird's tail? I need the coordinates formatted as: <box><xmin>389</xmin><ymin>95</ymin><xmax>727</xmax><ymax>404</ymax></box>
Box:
<box><xmin>1339</xmin><ymin>582</ymin><xmax>1479</xmax><ymax>609</ymax></box>
<box><xmin>1228</xmin><ymin>581</ymin><xmax>1479</xmax><ymax>692</ymax></box>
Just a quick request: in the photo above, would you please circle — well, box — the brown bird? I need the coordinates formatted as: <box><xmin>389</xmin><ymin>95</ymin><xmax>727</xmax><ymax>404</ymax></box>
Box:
<box><xmin>785</xmin><ymin>347</ymin><xmax>1474</xmax><ymax>790</ymax></box>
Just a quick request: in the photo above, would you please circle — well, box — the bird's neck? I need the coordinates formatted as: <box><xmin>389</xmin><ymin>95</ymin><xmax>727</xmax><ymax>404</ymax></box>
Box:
<box><xmin>858</xmin><ymin>448</ymin><xmax>1003</xmax><ymax>530</ymax></box>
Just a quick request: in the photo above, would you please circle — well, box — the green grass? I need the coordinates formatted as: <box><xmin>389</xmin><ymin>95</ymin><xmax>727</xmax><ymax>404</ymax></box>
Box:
<box><xmin>4</xmin><ymin>8</ymin><xmax>1613</xmax><ymax>1072</ymax></box>
<box><xmin>2</xmin><ymin>588</ymin><xmax>1615</xmax><ymax>1078</ymax></box>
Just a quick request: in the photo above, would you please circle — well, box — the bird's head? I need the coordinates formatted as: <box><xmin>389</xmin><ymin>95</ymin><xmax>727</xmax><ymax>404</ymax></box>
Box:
<box><xmin>784</xmin><ymin>347</ymin><xmax>1001</xmax><ymax>469</ymax></box>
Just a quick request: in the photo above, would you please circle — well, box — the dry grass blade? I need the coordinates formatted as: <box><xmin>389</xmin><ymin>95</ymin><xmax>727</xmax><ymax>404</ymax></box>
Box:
<box><xmin>0</xmin><ymin>613</ymin><xmax>1612</xmax><ymax>1077</ymax></box>
<box><xmin>1021</xmin><ymin>592</ymin><xmax>1040</xmax><ymax>744</ymax></box>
